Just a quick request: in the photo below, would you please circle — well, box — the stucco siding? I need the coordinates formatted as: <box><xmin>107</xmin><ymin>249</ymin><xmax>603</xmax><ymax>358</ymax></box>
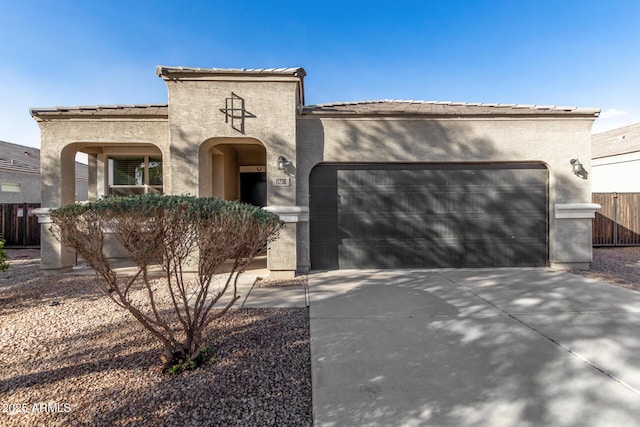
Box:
<box><xmin>296</xmin><ymin>116</ymin><xmax>595</xmax><ymax>269</ymax></box>
<box><xmin>165</xmin><ymin>79</ymin><xmax>299</xmax><ymax>206</ymax></box>
<box><xmin>0</xmin><ymin>170</ymin><xmax>40</xmax><ymax>203</ymax></box>
<box><xmin>592</xmin><ymin>152</ymin><xmax>640</xmax><ymax>193</ymax></box>
<box><xmin>38</xmin><ymin>119</ymin><xmax>169</xmax><ymax>207</ymax></box>
<box><xmin>297</xmin><ymin>116</ymin><xmax>593</xmax><ymax>203</ymax></box>
<box><xmin>163</xmin><ymin>77</ymin><xmax>302</xmax><ymax>274</ymax></box>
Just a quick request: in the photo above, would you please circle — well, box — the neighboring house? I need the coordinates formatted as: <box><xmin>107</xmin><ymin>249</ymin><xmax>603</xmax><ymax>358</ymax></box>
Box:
<box><xmin>0</xmin><ymin>141</ymin><xmax>41</xmax><ymax>203</ymax></box>
<box><xmin>30</xmin><ymin>66</ymin><xmax>600</xmax><ymax>277</ymax></box>
<box><xmin>0</xmin><ymin>140</ymin><xmax>89</xmax><ymax>203</ymax></box>
<box><xmin>591</xmin><ymin>122</ymin><xmax>640</xmax><ymax>193</ymax></box>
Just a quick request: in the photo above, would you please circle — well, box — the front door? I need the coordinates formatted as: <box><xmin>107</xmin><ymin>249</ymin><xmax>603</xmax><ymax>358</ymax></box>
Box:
<box><xmin>240</xmin><ymin>172</ymin><xmax>267</xmax><ymax>207</ymax></box>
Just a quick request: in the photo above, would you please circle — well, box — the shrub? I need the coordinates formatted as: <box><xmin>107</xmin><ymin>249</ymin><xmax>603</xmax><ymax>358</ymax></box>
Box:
<box><xmin>50</xmin><ymin>194</ymin><xmax>283</xmax><ymax>371</ymax></box>
<box><xmin>0</xmin><ymin>237</ymin><xmax>8</xmax><ymax>272</ymax></box>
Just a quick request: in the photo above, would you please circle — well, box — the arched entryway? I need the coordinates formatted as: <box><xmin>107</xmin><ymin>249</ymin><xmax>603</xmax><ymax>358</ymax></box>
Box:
<box><xmin>199</xmin><ymin>138</ymin><xmax>267</xmax><ymax>207</ymax></box>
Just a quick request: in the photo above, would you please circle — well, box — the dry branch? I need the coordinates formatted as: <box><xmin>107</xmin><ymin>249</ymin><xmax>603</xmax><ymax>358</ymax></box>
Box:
<box><xmin>50</xmin><ymin>194</ymin><xmax>283</xmax><ymax>370</ymax></box>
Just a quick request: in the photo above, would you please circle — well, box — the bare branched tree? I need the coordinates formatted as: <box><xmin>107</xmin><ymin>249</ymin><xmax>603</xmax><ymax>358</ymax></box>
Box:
<box><xmin>50</xmin><ymin>195</ymin><xmax>283</xmax><ymax>370</ymax></box>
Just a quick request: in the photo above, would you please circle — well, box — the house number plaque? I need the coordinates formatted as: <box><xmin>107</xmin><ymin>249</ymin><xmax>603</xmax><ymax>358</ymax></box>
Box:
<box><xmin>273</xmin><ymin>177</ymin><xmax>291</xmax><ymax>187</ymax></box>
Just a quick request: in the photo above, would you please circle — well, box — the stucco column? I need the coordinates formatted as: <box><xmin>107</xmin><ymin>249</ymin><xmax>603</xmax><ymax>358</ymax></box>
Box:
<box><xmin>38</xmin><ymin>141</ymin><xmax>77</xmax><ymax>274</ymax></box>
<box><xmin>168</xmin><ymin>138</ymin><xmax>199</xmax><ymax>196</ymax></box>
<box><xmin>96</xmin><ymin>153</ymin><xmax>108</xmax><ymax>198</ymax></box>
<box><xmin>32</xmin><ymin>208</ymin><xmax>75</xmax><ymax>275</ymax></box>
<box><xmin>88</xmin><ymin>153</ymin><xmax>106</xmax><ymax>200</ymax></box>
<box><xmin>264</xmin><ymin>146</ymin><xmax>302</xmax><ymax>278</ymax></box>
<box><xmin>551</xmin><ymin>203</ymin><xmax>601</xmax><ymax>270</ymax></box>
<box><xmin>264</xmin><ymin>206</ymin><xmax>309</xmax><ymax>278</ymax></box>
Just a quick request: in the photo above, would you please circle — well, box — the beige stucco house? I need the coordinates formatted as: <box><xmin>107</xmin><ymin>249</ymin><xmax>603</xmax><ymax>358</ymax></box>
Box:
<box><xmin>0</xmin><ymin>140</ymin><xmax>88</xmax><ymax>204</ymax></box>
<box><xmin>31</xmin><ymin>66</ymin><xmax>601</xmax><ymax>276</ymax></box>
<box><xmin>591</xmin><ymin>122</ymin><xmax>640</xmax><ymax>193</ymax></box>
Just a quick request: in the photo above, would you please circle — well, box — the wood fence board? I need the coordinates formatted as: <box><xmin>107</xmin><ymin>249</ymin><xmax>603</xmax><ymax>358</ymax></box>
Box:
<box><xmin>0</xmin><ymin>203</ymin><xmax>41</xmax><ymax>247</ymax></box>
<box><xmin>592</xmin><ymin>193</ymin><xmax>640</xmax><ymax>246</ymax></box>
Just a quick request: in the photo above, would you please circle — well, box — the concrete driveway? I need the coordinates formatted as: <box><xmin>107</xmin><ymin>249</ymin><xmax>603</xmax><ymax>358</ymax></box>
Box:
<box><xmin>309</xmin><ymin>269</ymin><xmax>640</xmax><ymax>427</ymax></box>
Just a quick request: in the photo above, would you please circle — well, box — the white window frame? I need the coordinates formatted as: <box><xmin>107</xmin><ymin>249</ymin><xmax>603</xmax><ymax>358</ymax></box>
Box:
<box><xmin>1</xmin><ymin>182</ymin><xmax>21</xmax><ymax>193</ymax></box>
<box><xmin>108</xmin><ymin>155</ymin><xmax>163</xmax><ymax>196</ymax></box>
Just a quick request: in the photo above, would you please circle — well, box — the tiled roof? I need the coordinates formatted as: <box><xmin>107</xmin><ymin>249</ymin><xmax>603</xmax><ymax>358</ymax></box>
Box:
<box><xmin>0</xmin><ymin>140</ymin><xmax>88</xmax><ymax>179</ymax></box>
<box><xmin>302</xmin><ymin>100</ymin><xmax>600</xmax><ymax>117</ymax></box>
<box><xmin>156</xmin><ymin>66</ymin><xmax>306</xmax><ymax>78</ymax></box>
<box><xmin>0</xmin><ymin>141</ymin><xmax>40</xmax><ymax>174</ymax></box>
<box><xmin>30</xmin><ymin>104</ymin><xmax>168</xmax><ymax>120</ymax></box>
<box><xmin>29</xmin><ymin>99</ymin><xmax>600</xmax><ymax>122</ymax></box>
<box><xmin>592</xmin><ymin>122</ymin><xmax>640</xmax><ymax>159</ymax></box>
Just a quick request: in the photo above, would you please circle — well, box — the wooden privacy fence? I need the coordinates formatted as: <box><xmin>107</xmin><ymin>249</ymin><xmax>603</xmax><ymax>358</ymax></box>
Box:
<box><xmin>593</xmin><ymin>193</ymin><xmax>640</xmax><ymax>246</ymax></box>
<box><xmin>0</xmin><ymin>203</ymin><xmax>41</xmax><ymax>247</ymax></box>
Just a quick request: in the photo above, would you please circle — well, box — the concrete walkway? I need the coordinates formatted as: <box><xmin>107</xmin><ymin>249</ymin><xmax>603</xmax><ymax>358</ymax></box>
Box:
<box><xmin>236</xmin><ymin>273</ymin><xmax>309</xmax><ymax>308</ymax></box>
<box><xmin>71</xmin><ymin>255</ymin><xmax>309</xmax><ymax>308</ymax></box>
<box><xmin>184</xmin><ymin>272</ymin><xmax>309</xmax><ymax>309</ymax></box>
<box><xmin>309</xmin><ymin>269</ymin><xmax>640</xmax><ymax>427</ymax></box>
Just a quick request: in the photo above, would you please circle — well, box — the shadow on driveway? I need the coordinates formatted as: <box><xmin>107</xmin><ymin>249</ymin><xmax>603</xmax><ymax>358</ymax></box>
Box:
<box><xmin>309</xmin><ymin>269</ymin><xmax>640</xmax><ymax>427</ymax></box>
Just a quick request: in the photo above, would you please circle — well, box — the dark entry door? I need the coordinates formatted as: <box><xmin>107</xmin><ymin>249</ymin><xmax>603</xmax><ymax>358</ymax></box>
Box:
<box><xmin>309</xmin><ymin>163</ymin><xmax>548</xmax><ymax>270</ymax></box>
<box><xmin>240</xmin><ymin>172</ymin><xmax>267</xmax><ymax>207</ymax></box>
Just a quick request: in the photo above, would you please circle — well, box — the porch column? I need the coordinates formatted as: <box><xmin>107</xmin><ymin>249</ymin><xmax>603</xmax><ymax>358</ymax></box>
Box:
<box><xmin>96</xmin><ymin>153</ymin><xmax>108</xmax><ymax>198</ymax></box>
<box><xmin>32</xmin><ymin>208</ymin><xmax>74</xmax><ymax>275</ymax></box>
<box><xmin>551</xmin><ymin>203</ymin><xmax>601</xmax><ymax>270</ymax></box>
<box><xmin>87</xmin><ymin>153</ymin><xmax>108</xmax><ymax>200</ymax></box>
<box><xmin>264</xmin><ymin>206</ymin><xmax>309</xmax><ymax>278</ymax></box>
<box><xmin>38</xmin><ymin>144</ymin><xmax>77</xmax><ymax>275</ymax></box>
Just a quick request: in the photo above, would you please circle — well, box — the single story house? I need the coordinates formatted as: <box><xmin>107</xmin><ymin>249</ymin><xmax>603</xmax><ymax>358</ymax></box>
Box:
<box><xmin>30</xmin><ymin>66</ymin><xmax>600</xmax><ymax>277</ymax></box>
<box><xmin>591</xmin><ymin>122</ymin><xmax>640</xmax><ymax>193</ymax></box>
<box><xmin>0</xmin><ymin>140</ymin><xmax>88</xmax><ymax>203</ymax></box>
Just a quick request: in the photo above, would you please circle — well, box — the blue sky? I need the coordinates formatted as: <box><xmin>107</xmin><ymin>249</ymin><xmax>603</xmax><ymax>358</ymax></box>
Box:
<box><xmin>2</xmin><ymin>0</ymin><xmax>639</xmax><ymax>149</ymax></box>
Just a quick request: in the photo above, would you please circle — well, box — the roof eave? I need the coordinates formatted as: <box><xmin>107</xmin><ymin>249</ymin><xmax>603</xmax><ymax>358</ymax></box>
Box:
<box><xmin>301</xmin><ymin>109</ymin><xmax>601</xmax><ymax>118</ymax></box>
<box><xmin>30</xmin><ymin>105</ymin><xmax>169</xmax><ymax>121</ymax></box>
<box><xmin>156</xmin><ymin>66</ymin><xmax>307</xmax><ymax>80</ymax></box>
<box><xmin>301</xmin><ymin>101</ymin><xmax>600</xmax><ymax>118</ymax></box>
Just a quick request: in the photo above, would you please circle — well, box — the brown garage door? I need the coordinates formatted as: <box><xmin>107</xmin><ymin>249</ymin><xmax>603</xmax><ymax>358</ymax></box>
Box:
<box><xmin>309</xmin><ymin>163</ymin><xmax>548</xmax><ymax>270</ymax></box>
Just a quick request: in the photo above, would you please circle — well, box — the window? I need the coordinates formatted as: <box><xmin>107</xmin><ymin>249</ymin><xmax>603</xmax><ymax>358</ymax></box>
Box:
<box><xmin>1</xmin><ymin>183</ymin><xmax>21</xmax><ymax>193</ymax></box>
<box><xmin>108</xmin><ymin>156</ymin><xmax>163</xmax><ymax>196</ymax></box>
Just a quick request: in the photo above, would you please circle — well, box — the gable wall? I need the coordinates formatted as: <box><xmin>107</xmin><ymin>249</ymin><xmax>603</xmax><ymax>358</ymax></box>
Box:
<box><xmin>164</xmin><ymin>78</ymin><xmax>299</xmax><ymax>206</ymax></box>
<box><xmin>162</xmin><ymin>76</ymin><xmax>301</xmax><ymax>274</ymax></box>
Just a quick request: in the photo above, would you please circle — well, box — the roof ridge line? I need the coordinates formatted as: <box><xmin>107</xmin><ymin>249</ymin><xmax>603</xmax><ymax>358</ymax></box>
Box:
<box><xmin>303</xmin><ymin>100</ymin><xmax>594</xmax><ymax>113</ymax></box>
<box><xmin>592</xmin><ymin>120</ymin><xmax>640</xmax><ymax>136</ymax></box>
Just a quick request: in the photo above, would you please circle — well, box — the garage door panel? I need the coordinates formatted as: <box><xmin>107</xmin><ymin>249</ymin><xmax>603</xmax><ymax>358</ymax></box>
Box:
<box><xmin>310</xmin><ymin>163</ymin><xmax>548</xmax><ymax>270</ymax></box>
<box><xmin>339</xmin><ymin>213</ymin><xmax>435</xmax><ymax>240</ymax></box>
<box><xmin>336</xmin><ymin>243</ymin><xmax>540</xmax><ymax>269</ymax></box>
<box><xmin>339</xmin><ymin>189</ymin><xmax>544</xmax><ymax>215</ymax></box>
<box><xmin>337</xmin><ymin>214</ymin><xmax>546</xmax><ymax>241</ymax></box>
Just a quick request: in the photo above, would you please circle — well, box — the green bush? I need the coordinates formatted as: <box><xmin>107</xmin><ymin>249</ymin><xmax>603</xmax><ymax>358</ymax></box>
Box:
<box><xmin>51</xmin><ymin>194</ymin><xmax>283</xmax><ymax>371</ymax></box>
<box><xmin>0</xmin><ymin>238</ymin><xmax>8</xmax><ymax>272</ymax></box>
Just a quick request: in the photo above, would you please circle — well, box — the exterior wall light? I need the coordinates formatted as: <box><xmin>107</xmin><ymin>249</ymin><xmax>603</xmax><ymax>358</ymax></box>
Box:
<box><xmin>570</xmin><ymin>158</ymin><xmax>588</xmax><ymax>179</ymax></box>
<box><xmin>277</xmin><ymin>156</ymin><xmax>288</xmax><ymax>171</ymax></box>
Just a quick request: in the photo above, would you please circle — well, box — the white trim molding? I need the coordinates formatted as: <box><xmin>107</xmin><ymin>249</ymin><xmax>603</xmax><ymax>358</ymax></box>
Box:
<box><xmin>32</xmin><ymin>207</ymin><xmax>54</xmax><ymax>224</ymax></box>
<box><xmin>555</xmin><ymin>203</ymin><xmax>601</xmax><ymax>219</ymax></box>
<box><xmin>264</xmin><ymin>206</ymin><xmax>309</xmax><ymax>223</ymax></box>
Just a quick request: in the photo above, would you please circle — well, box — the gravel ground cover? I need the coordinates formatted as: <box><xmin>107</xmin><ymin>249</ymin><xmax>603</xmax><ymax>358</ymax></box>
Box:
<box><xmin>571</xmin><ymin>246</ymin><xmax>640</xmax><ymax>292</ymax></box>
<box><xmin>0</xmin><ymin>250</ymin><xmax>311</xmax><ymax>427</ymax></box>
<box><xmin>2</xmin><ymin>246</ymin><xmax>639</xmax><ymax>426</ymax></box>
